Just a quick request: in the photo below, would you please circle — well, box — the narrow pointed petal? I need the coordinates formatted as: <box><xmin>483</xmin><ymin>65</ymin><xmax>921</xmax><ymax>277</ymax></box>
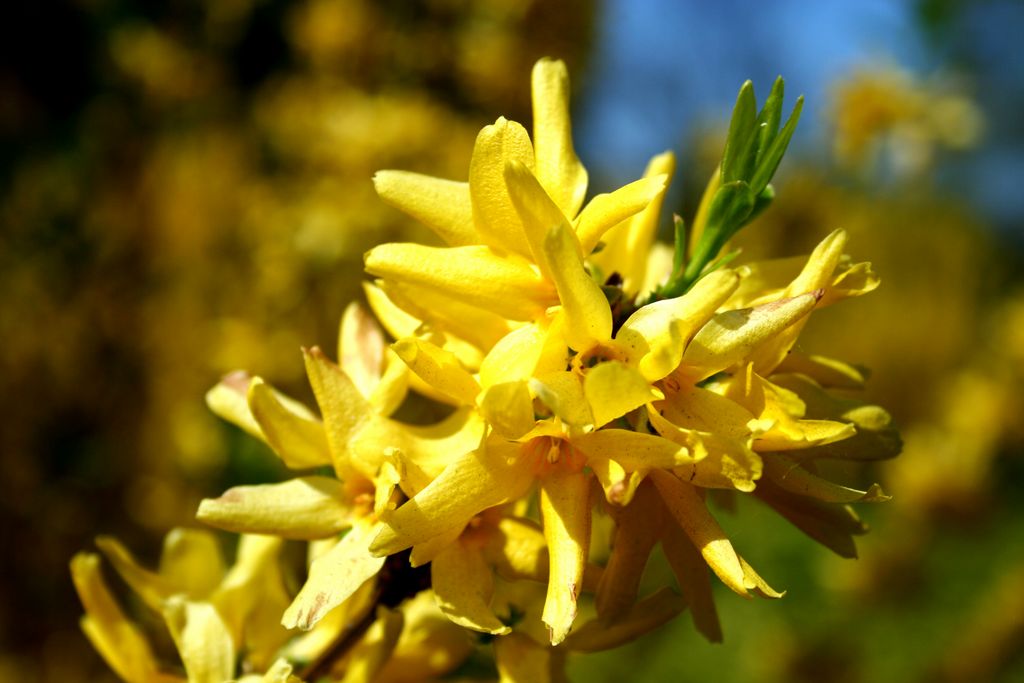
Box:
<box><xmin>339</xmin><ymin>302</ymin><xmax>385</xmax><ymax>400</ymax></box>
<box><xmin>339</xmin><ymin>607</ymin><xmax>404</xmax><ymax>683</ymax></box>
<box><xmin>590</xmin><ymin>151</ymin><xmax>675</xmax><ymax>291</ymax></box>
<box><xmin>588</xmin><ymin>455</ymin><xmax>645</xmax><ymax>506</ymax></box>
<box><xmin>649</xmin><ymin>469</ymin><xmax>748</xmax><ymax>596</ymax></box>
<box><xmin>544</xmin><ymin>223</ymin><xmax>612</xmax><ymax>350</ymax></box>
<box><xmin>740</xmin><ymin>556</ymin><xmax>784</xmax><ymax>599</ymax></box>
<box><xmin>248</xmin><ymin>377</ymin><xmax>332</xmax><ymax>469</ymax></box>
<box><xmin>596</xmin><ymin>481</ymin><xmax>663</xmax><ymax>621</ymax></box>
<box><xmin>481</xmin><ymin>517</ymin><xmax>549</xmax><ymax>583</ymax></box>
<box><xmin>495</xmin><ymin>631</ymin><xmax>556</xmax><ymax>683</ymax></box>
<box><xmin>368</xmin><ymin>350</ymin><xmax>410</xmax><ymax>417</ymax></box>
<box><xmin>531</xmin><ymin>57</ymin><xmax>588</xmax><ymax>218</ymax></box>
<box><xmin>754</xmin><ymin>477</ymin><xmax>867</xmax><ymax>558</ymax></box>
<box><xmin>478</xmin><ymin>380</ymin><xmax>535</xmax><ymax>439</ymax></box>
<box><xmin>365</xmin><ymin>243</ymin><xmax>553</xmax><ymax>321</ymax></box>
<box><xmin>766</xmin><ymin>453</ymin><xmax>890</xmax><ymax>504</ymax></box>
<box><xmin>94</xmin><ymin>536</ymin><xmax>173</xmax><ymax>612</ymax></box>
<box><xmin>573</xmin><ymin>428</ymin><xmax>695</xmax><ymax>471</ymax></box>
<box><xmin>370</xmin><ymin>440</ymin><xmax>535</xmax><ymax>556</ymax></box>
<box><xmin>680</xmin><ymin>291</ymin><xmax>820</xmax><ymax>381</ymax></box>
<box><xmin>505</xmin><ymin>159</ymin><xmax>571</xmax><ymax>280</ymax></box>
<box><xmin>575</xmin><ymin>175</ymin><xmax>668</xmax><ymax>255</ymax></box>
<box><xmin>540</xmin><ymin>468</ymin><xmax>591</xmax><ymax>645</ymax></box>
<box><xmin>410</xmin><ymin>525</ymin><xmax>464</xmax><ymax>568</ymax></box>
<box><xmin>479</xmin><ymin>323</ymin><xmax>547</xmax><ymax>388</ymax></box>
<box><xmin>163</xmin><ymin>597</ymin><xmax>235</xmax><ymax>683</ymax></box>
<box><xmin>469</xmin><ymin>117</ymin><xmax>536</xmax><ymax>257</ymax></box>
<box><xmin>197</xmin><ymin>477</ymin><xmax>354</xmax><ymax>539</ymax></box>
<box><xmin>158</xmin><ymin>528</ymin><xmax>225</xmax><ymax>599</ymax></box>
<box><xmin>432</xmin><ymin>542</ymin><xmax>510</xmax><ymax>634</ymax></box>
<box><xmin>384</xmin><ymin>407</ymin><xmax>487</xmax><ymax>496</ymax></box>
<box><xmin>304</xmin><ymin>347</ymin><xmax>373</xmax><ymax>479</ymax></box>
<box><xmin>392</xmin><ymin>337</ymin><xmax>480</xmax><ymax>405</ymax></box>
<box><xmin>530</xmin><ymin>371</ymin><xmax>594</xmax><ymax>427</ymax></box>
<box><xmin>206</xmin><ymin>371</ymin><xmax>262</xmax><ymax>438</ymax></box>
<box><xmin>617</xmin><ymin>269</ymin><xmax>739</xmax><ymax>382</ymax></box>
<box><xmin>564</xmin><ymin>588</ymin><xmax>685</xmax><ymax>653</ymax></box>
<box><xmin>774</xmin><ymin>352</ymin><xmax>868</xmax><ymax>390</ymax></box>
<box><xmin>282</xmin><ymin>522</ymin><xmax>386</xmax><ymax>631</ymax></box>
<box><xmin>583</xmin><ymin>361</ymin><xmax>662</xmax><ymax>428</ymax></box>
<box><xmin>660</xmin><ymin>523</ymin><xmax>722</xmax><ymax>642</ymax></box>
<box><xmin>70</xmin><ymin>553</ymin><xmax>163</xmax><ymax>683</ymax></box>
<box><xmin>373</xmin><ymin>170</ymin><xmax>477</xmax><ymax>246</ymax></box>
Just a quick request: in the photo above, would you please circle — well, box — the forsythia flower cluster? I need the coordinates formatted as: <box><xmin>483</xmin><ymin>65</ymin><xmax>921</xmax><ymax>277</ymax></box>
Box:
<box><xmin>73</xmin><ymin>59</ymin><xmax>900</xmax><ymax>682</ymax></box>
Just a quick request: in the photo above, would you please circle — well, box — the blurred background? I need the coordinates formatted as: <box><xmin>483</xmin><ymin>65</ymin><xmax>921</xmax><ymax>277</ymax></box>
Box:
<box><xmin>1</xmin><ymin>0</ymin><xmax>1021</xmax><ymax>681</ymax></box>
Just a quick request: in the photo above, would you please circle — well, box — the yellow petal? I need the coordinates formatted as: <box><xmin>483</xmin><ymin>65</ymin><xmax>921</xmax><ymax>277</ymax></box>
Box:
<box><xmin>159</xmin><ymin>528</ymin><xmax>225</xmax><ymax>600</ymax></box>
<box><xmin>70</xmin><ymin>553</ymin><xmax>163</xmax><ymax>683</ymax></box>
<box><xmin>383</xmin><ymin>407</ymin><xmax>487</xmax><ymax>497</ymax></box>
<box><xmin>370</xmin><ymin>440</ymin><xmax>535</xmax><ymax>556</ymax></box>
<box><xmin>544</xmin><ymin>223</ymin><xmax>612</xmax><ymax>350</ymax></box>
<box><xmin>563</xmin><ymin>587</ymin><xmax>685</xmax><ymax>653</ymax></box>
<box><xmin>431</xmin><ymin>542</ymin><xmax>510</xmax><ymax>634</ymax></box>
<box><xmin>589</xmin><ymin>151</ymin><xmax>675</xmax><ymax>292</ymax></box>
<box><xmin>282</xmin><ymin>522</ymin><xmax>386</xmax><ymax>631</ymax></box>
<box><xmin>477</xmin><ymin>380</ymin><xmax>535</xmax><ymax>439</ymax></box>
<box><xmin>504</xmin><ymin>158</ymin><xmax>570</xmax><ymax>280</ymax></box>
<box><xmin>257</xmin><ymin>659</ymin><xmax>303</xmax><ymax>683</ymax></box>
<box><xmin>479</xmin><ymin>323</ymin><xmax>547</xmax><ymax>388</ymax></box>
<box><xmin>469</xmin><ymin>117</ymin><xmax>536</xmax><ymax>257</ymax></box>
<box><xmin>362</xmin><ymin>280</ymin><xmax>422</xmax><ymax>341</ymax></box>
<box><xmin>206</xmin><ymin>371</ymin><xmax>262</xmax><ymax>438</ymax></box>
<box><xmin>369</xmin><ymin>349</ymin><xmax>410</xmax><ymax>418</ymax></box>
<box><xmin>739</xmin><ymin>556</ymin><xmax>784</xmax><ymax>599</ymax></box>
<box><xmin>248</xmin><ymin>377</ymin><xmax>332</xmax><ymax>469</ymax></box>
<box><xmin>339</xmin><ymin>302</ymin><xmax>385</xmax><ymax>400</ymax></box>
<box><xmin>680</xmin><ymin>291</ymin><xmax>820</xmax><ymax>381</ymax></box>
<box><xmin>365</xmin><ymin>243</ymin><xmax>553</xmax><ymax>321</ymax></box>
<box><xmin>540</xmin><ymin>468</ymin><xmax>591</xmax><ymax>644</ymax></box>
<box><xmin>573</xmin><ymin>428</ymin><xmax>695</xmax><ymax>471</ymax></box>
<box><xmin>162</xmin><ymin>597</ymin><xmax>235</xmax><ymax>683</ymax></box>
<box><xmin>596</xmin><ymin>481</ymin><xmax>663</xmax><ymax>621</ymax></box>
<box><xmin>659</xmin><ymin>523</ymin><xmax>722</xmax><ymax>642</ymax></box>
<box><xmin>409</xmin><ymin>525</ymin><xmax>464</xmax><ymax>568</ymax></box>
<box><xmin>373</xmin><ymin>170</ymin><xmax>477</xmax><ymax>246</ymax></box>
<box><xmin>481</xmin><ymin>516</ymin><xmax>549</xmax><ymax>583</ymax></box>
<box><xmin>754</xmin><ymin>477</ymin><xmax>867</xmax><ymax>558</ymax></box>
<box><xmin>583</xmin><ymin>361</ymin><xmax>662</xmax><ymax>428</ymax></box>
<box><xmin>392</xmin><ymin>337</ymin><xmax>480</xmax><ymax>405</ymax></box>
<box><xmin>279</xmin><ymin>578</ymin><xmax>376</xmax><ymax>664</ymax></box>
<box><xmin>659</xmin><ymin>382</ymin><xmax>755</xmax><ymax>439</ymax></box>
<box><xmin>649</xmin><ymin>469</ymin><xmax>748</xmax><ymax>596</ymax></box>
<box><xmin>303</xmin><ymin>347</ymin><xmax>372</xmax><ymax>479</ymax></box>
<box><xmin>532</xmin><ymin>57</ymin><xmax>587</xmax><ymax>218</ymax></box>
<box><xmin>340</xmin><ymin>607</ymin><xmax>405</xmax><ymax>683</ymax></box>
<box><xmin>530</xmin><ymin>371</ymin><xmax>594</xmax><ymax>427</ymax></box>
<box><xmin>495</xmin><ymin>631</ymin><xmax>557</xmax><ymax>683</ymax></box>
<box><xmin>95</xmin><ymin>536</ymin><xmax>173</xmax><ymax>612</ymax></box>
<box><xmin>575</xmin><ymin>174</ymin><xmax>668</xmax><ymax>255</ymax></box>
<box><xmin>774</xmin><ymin>352</ymin><xmax>868</xmax><ymax>390</ymax></box>
<box><xmin>197</xmin><ymin>477</ymin><xmax>354</xmax><ymax>540</ymax></box>
<box><xmin>587</xmin><ymin>455</ymin><xmax>645</xmax><ymax>506</ymax></box>
<box><xmin>763</xmin><ymin>455</ymin><xmax>890</xmax><ymax>503</ymax></box>
<box><xmin>375</xmin><ymin>591</ymin><xmax>475</xmax><ymax>683</ymax></box>
<box><xmin>617</xmin><ymin>268</ymin><xmax>740</xmax><ymax>382</ymax></box>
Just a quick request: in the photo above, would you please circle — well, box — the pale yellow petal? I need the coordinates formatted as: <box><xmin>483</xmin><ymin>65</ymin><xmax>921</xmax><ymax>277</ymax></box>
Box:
<box><xmin>649</xmin><ymin>469</ymin><xmax>748</xmax><ymax>596</ymax></box>
<box><xmin>739</xmin><ymin>556</ymin><xmax>784</xmax><ymax>599</ymax></box>
<box><xmin>680</xmin><ymin>291</ymin><xmax>820</xmax><ymax>381</ymax></box>
<box><xmin>588</xmin><ymin>456</ymin><xmax>645</xmax><ymax>506</ymax></box>
<box><xmin>431</xmin><ymin>542</ymin><xmax>510</xmax><ymax>634</ymax></box>
<box><xmin>375</xmin><ymin>591</ymin><xmax>475</xmax><ymax>683</ymax></box>
<box><xmin>370</xmin><ymin>440</ymin><xmax>535</xmax><ymax>556</ymax></box>
<box><xmin>206</xmin><ymin>371</ymin><xmax>262</xmax><ymax>438</ymax></box>
<box><xmin>159</xmin><ymin>528</ymin><xmax>225</xmax><ymax>600</ymax></box>
<box><xmin>95</xmin><ymin>536</ymin><xmax>173</xmax><ymax>612</ymax></box>
<box><xmin>617</xmin><ymin>268</ymin><xmax>740</xmax><ymax>381</ymax></box>
<box><xmin>282</xmin><ymin>522</ymin><xmax>386</xmax><ymax>631</ymax></box>
<box><xmin>365</xmin><ymin>243</ymin><xmax>553</xmax><ymax>321</ymax></box>
<box><xmin>369</xmin><ymin>349</ymin><xmax>410</xmax><ymax>418</ymax></box>
<box><xmin>339</xmin><ymin>302</ymin><xmax>385</xmax><ymax>400</ymax></box>
<box><xmin>774</xmin><ymin>352</ymin><xmax>868</xmax><ymax>390</ymax></box>
<box><xmin>479</xmin><ymin>323</ymin><xmax>547</xmax><ymax>388</ymax></box>
<box><xmin>362</xmin><ymin>280</ymin><xmax>422</xmax><ymax>341</ymax></box>
<box><xmin>544</xmin><ymin>223</ymin><xmax>612</xmax><ymax>350</ymax></box>
<box><xmin>583</xmin><ymin>361</ymin><xmax>662</xmax><ymax>428</ymax></box>
<box><xmin>197</xmin><ymin>477</ymin><xmax>353</xmax><ymax>540</ymax></box>
<box><xmin>530</xmin><ymin>371</ymin><xmax>594</xmax><ymax>427</ymax></box>
<box><xmin>575</xmin><ymin>175</ymin><xmax>668</xmax><ymax>255</ymax></box>
<box><xmin>540</xmin><ymin>468</ymin><xmax>591</xmax><ymax>644</ymax></box>
<box><xmin>392</xmin><ymin>337</ymin><xmax>480</xmax><ymax>405</ymax></box>
<box><xmin>596</xmin><ymin>481</ymin><xmax>663</xmax><ymax>621</ymax></box>
<box><xmin>477</xmin><ymin>380</ymin><xmax>535</xmax><ymax>439</ymax></box>
<box><xmin>531</xmin><ymin>57</ymin><xmax>587</xmax><ymax>218</ymax></box>
<box><xmin>383</xmin><ymin>408</ymin><xmax>487</xmax><ymax>497</ymax></box>
<box><xmin>373</xmin><ymin>170</ymin><xmax>477</xmax><ymax>246</ymax></box>
<box><xmin>659</xmin><ymin>523</ymin><xmax>722</xmax><ymax>642</ymax></box>
<box><xmin>409</xmin><ymin>526</ymin><xmax>464</xmax><ymax>568</ymax></box>
<box><xmin>563</xmin><ymin>588</ymin><xmax>685</xmax><ymax>653</ymax></box>
<box><xmin>341</xmin><ymin>607</ymin><xmax>405</xmax><ymax>683</ymax></box>
<box><xmin>303</xmin><ymin>347</ymin><xmax>372</xmax><ymax>479</ymax></box>
<box><xmin>763</xmin><ymin>455</ymin><xmax>889</xmax><ymax>503</ymax></box>
<box><xmin>163</xmin><ymin>597</ymin><xmax>235</xmax><ymax>683</ymax></box>
<box><xmin>504</xmin><ymin>158</ymin><xmax>570</xmax><ymax>280</ymax></box>
<box><xmin>495</xmin><ymin>631</ymin><xmax>556</xmax><ymax>683</ymax></box>
<box><xmin>481</xmin><ymin>516</ymin><xmax>549</xmax><ymax>583</ymax></box>
<box><xmin>248</xmin><ymin>377</ymin><xmax>332</xmax><ymax>469</ymax></box>
<box><xmin>573</xmin><ymin>428</ymin><xmax>695</xmax><ymax>471</ymax></box>
<box><xmin>590</xmin><ymin>151</ymin><xmax>675</xmax><ymax>291</ymax></box>
<box><xmin>71</xmin><ymin>553</ymin><xmax>163</xmax><ymax>683</ymax></box>
<box><xmin>469</xmin><ymin>117</ymin><xmax>536</xmax><ymax>257</ymax></box>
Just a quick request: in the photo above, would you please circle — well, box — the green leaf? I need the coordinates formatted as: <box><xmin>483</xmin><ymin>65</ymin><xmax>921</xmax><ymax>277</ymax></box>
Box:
<box><xmin>721</xmin><ymin>81</ymin><xmax>758</xmax><ymax>183</ymax></box>
<box><xmin>671</xmin><ymin>214</ymin><xmax>687</xmax><ymax>279</ymax></box>
<box><xmin>750</xmin><ymin>95</ymin><xmax>803</xmax><ymax>193</ymax></box>
<box><xmin>756</xmin><ymin>77</ymin><xmax>785</xmax><ymax>166</ymax></box>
